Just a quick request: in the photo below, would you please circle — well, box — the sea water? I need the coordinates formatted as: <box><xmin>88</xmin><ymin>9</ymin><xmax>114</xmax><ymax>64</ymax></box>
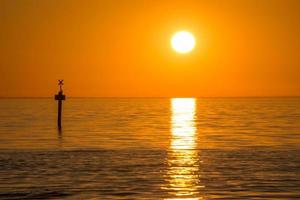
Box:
<box><xmin>0</xmin><ymin>98</ymin><xmax>299</xmax><ymax>199</ymax></box>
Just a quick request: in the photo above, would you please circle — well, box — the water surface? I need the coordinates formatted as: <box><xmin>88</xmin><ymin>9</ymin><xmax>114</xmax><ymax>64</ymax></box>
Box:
<box><xmin>0</xmin><ymin>98</ymin><xmax>299</xmax><ymax>199</ymax></box>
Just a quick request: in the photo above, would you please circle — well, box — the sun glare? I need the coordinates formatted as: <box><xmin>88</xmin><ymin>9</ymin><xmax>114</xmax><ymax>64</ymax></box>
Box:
<box><xmin>171</xmin><ymin>31</ymin><xmax>196</xmax><ymax>54</ymax></box>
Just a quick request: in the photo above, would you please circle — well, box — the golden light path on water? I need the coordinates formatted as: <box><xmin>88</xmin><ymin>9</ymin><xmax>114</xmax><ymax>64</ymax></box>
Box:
<box><xmin>165</xmin><ymin>98</ymin><xmax>203</xmax><ymax>200</ymax></box>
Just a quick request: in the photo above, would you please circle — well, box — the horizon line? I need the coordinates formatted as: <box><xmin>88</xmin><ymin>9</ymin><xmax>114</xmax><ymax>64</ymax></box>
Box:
<box><xmin>0</xmin><ymin>95</ymin><xmax>300</xmax><ymax>99</ymax></box>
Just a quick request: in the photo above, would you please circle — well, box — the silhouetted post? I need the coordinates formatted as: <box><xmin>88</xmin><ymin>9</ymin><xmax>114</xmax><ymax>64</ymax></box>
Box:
<box><xmin>55</xmin><ymin>80</ymin><xmax>66</xmax><ymax>130</ymax></box>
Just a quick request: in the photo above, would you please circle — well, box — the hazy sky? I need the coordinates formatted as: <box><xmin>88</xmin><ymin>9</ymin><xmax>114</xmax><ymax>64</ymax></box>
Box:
<box><xmin>1</xmin><ymin>0</ymin><xmax>299</xmax><ymax>97</ymax></box>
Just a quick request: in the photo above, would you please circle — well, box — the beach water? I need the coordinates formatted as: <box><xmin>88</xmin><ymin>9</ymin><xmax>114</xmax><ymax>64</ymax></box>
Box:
<box><xmin>0</xmin><ymin>97</ymin><xmax>299</xmax><ymax>199</ymax></box>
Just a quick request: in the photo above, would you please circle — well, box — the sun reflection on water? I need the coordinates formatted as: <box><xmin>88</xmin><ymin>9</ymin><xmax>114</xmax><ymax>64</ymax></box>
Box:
<box><xmin>165</xmin><ymin>98</ymin><xmax>203</xmax><ymax>200</ymax></box>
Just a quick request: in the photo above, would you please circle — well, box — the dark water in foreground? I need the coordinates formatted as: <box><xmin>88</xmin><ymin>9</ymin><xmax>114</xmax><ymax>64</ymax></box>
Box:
<box><xmin>0</xmin><ymin>98</ymin><xmax>299</xmax><ymax>199</ymax></box>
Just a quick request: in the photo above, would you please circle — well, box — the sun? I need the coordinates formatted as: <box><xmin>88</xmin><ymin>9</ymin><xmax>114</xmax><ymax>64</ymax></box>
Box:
<box><xmin>171</xmin><ymin>31</ymin><xmax>196</xmax><ymax>54</ymax></box>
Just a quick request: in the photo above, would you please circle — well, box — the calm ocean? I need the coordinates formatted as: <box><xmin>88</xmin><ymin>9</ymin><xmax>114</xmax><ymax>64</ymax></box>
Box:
<box><xmin>0</xmin><ymin>98</ymin><xmax>299</xmax><ymax>199</ymax></box>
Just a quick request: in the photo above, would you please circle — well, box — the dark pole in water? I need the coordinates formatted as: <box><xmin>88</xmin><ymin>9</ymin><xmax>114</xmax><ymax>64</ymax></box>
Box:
<box><xmin>55</xmin><ymin>80</ymin><xmax>66</xmax><ymax>130</ymax></box>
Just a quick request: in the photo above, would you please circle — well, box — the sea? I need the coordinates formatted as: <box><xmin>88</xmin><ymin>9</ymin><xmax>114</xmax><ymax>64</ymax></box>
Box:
<box><xmin>0</xmin><ymin>97</ymin><xmax>299</xmax><ymax>199</ymax></box>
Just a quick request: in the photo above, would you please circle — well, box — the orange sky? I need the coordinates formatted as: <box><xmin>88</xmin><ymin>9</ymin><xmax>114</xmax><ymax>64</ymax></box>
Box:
<box><xmin>1</xmin><ymin>0</ymin><xmax>299</xmax><ymax>97</ymax></box>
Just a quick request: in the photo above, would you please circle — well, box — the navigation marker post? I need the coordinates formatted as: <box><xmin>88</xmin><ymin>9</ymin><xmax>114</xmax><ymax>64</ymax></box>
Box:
<box><xmin>55</xmin><ymin>80</ymin><xmax>66</xmax><ymax>130</ymax></box>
